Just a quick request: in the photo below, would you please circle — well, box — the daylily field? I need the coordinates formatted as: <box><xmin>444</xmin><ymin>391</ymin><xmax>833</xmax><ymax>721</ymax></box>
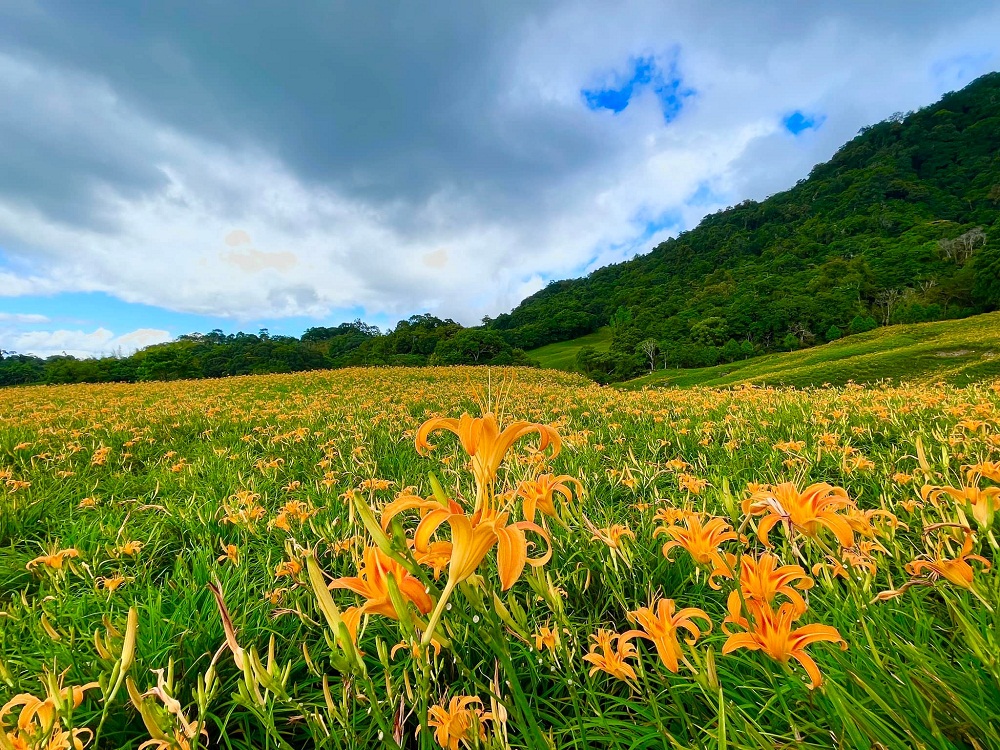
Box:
<box><xmin>1</xmin><ymin>367</ymin><xmax>999</xmax><ymax>750</ymax></box>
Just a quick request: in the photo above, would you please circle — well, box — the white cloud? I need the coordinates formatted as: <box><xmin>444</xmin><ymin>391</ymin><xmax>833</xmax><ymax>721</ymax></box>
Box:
<box><xmin>0</xmin><ymin>312</ymin><xmax>49</xmax><ymax>323</ymax></box>
<box><xmin>0</xmin><ymin>2</ymin><xmax>998</xmax><ymax>327</ymax></box>
<box><xmin>3</xmin><ymin>327</ymin><xmax>171</xmax><ymax>358</ymax></box>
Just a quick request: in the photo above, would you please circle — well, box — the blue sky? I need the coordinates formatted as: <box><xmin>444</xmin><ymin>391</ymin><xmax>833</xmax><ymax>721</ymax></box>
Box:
<box><xmin>783</xmin><ymin>111</ymin><xmax>826</xmax><ymax>135</ymax></box>
<box><xmin>1</xmin><ymin>291</ymin><xmax>392</xmax><ymax>341</ymax></box>
<box><xmin>583</xmin><ymin>53</ymin><xmax>695</xmax><ymax>122</ymax></box>
<box><xmin>1</xmin><ymin>1</ymin><xmax>998</xmax><ymax>357</ymax></box>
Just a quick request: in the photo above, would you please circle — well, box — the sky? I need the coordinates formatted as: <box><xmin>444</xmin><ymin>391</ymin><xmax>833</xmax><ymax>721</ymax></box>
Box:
<box><xmin>1</xmin><ymin>1</ymin><xmax>999</xmax><ymax>358</ymax></box>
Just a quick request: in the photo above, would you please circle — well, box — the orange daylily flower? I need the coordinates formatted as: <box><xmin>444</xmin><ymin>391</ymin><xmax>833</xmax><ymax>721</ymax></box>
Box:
<box><xmin>773</xmin><ymin>440</ymin><xmax>805</xmax><ymax>453</ymax></box>
<box><xmin>217</xmin><ymin>542</ymin><xmax>240</xmax><ymax>565</ymax></box>
<box><xmin>963</xmin><ymin>460</ymin><xmax>1000</xmax><ymax>484</ymax></box>
<box><xmin>274</xmin><ymin>560</ymin><xmax>302</xmax><ymax>578</ymax></box>
<box><xmin>329</xmin><ymin>546</ymin><xmax>433</xmax><ymax>619</ymax></box>
<box><xmin>955</xmin><ymin>419</ymin><xmax>988</xmax><ymax>433</ymax></box>
<box><xmin>26</xmin><ymin>548</ymin><xmax>80</xmax><ymax>572</ymax></box>
<box><xmin>743</xmin><ymin>482</ymin><xmax>855</xmax><ymax>548</ymax></box>
<box><xmin>534</xmin><ymin>625</ymin><xmax>561</xmax><ymax>652</ymax></box>
<box><xmin>515</xmin><ymin>473</ymin><xmax>582</xmax><ymax>523</ymax></box>
<box><xmin>723</xmin><ymin>600</ymin><xmax>846</xmax><ymax>689</ymax></box>
<box><xmin>655</xmin><ymin>515</ymin><xmax>738</xmax><ymax>567</ymax></box>
<box><xmin>96</xmin><ymin>575</ymin><xmax>130</xmax><ymax>592</ymax></box>
<box><xmin>812</xmin><ymin>540</ymin><xmax>885</xmax><ymax>579</ymax></box>
<box><xmin>677</xmin><ymin>473</ymin><xmax>708</xmax><ymax>495</ymax></box>
<box><xmin>905</xmin><ymin>531</ymin><xmax>991</xmax><ymax>589</ymax></box>
<box><xmin>921</xmin><ymin>483</ymin><xmax>999</xmax><ymax>528</ymax></box>
<box><xmin>711</xmin><ymin>552</ymin><xmax>813</xmax><ymax>615</ymax></box>
<box><xmin>582</xmin><ymin>630</ymin><xmax>639</xmax><ymax>682</ymax></box>
<box><xmin>623</xmin><ymin>598</ymin><xmax>712</xmax><ymax>673</ymax></box>
<box><xmin>413</xmin><ymin>499</ymin><xmax>551</xmax><ymax>592</ymax></box>
<box><xmin>844</xmin><ymin>508</ymin><xmax>904</xmax><ymax>538</ymax></box>
<box><xmin>415</xmin><ymin>412</ymin><xmax>560</xmax><ymax>507</ymax></box>
<box><xmin>1</xmin><ymin>676</ymin><xmax>99</xmax><ymax>736</ymax></box>
<box><xmin>652</xmin><ymin>507</ymin><xmax>695</xmax><ymax>526</ymax></box>
<box><xmin>117</xmin><ymin>541</ymin><xmax>144</xmax><ymax>557</ymax></box>
<box><xmin>427</xmin><ymin>696</ymin><xmax>493</xmax><ymax>750</ymax></box>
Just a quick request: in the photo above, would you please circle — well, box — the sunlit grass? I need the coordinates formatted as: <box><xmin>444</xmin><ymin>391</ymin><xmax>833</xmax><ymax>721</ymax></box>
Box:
<box><xmin>527</xmin><ymin>327</ymin><xmax>613</xmax><ymax>371</ymax></box>
<box><xmin>625</xmin><ymin>311</ymin><xmax>1000</xmax><ymax>388</ymax></box>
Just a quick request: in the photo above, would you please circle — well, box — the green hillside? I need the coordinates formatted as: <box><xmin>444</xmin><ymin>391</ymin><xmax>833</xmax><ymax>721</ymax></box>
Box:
<box><xmin>486</xmin><ymin>72</ymin><xmax>1000</xmax><ymax>382</ymax></box>
<box><xmin>620</xmin><ymin>311</ymin><xmax>1000</xmax><ymax>389</ymax></box>
<box><xmin>527</xmin><ymin>326</ymin><xmax>612</xmax><ymax>370</ymax></box>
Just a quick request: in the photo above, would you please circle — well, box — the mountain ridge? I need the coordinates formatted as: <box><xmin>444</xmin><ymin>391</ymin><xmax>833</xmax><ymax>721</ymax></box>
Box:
<box><xmin>488</xmin><ymin>71</ymin><xmax>1000</xmax><ymax>381</ymax></box>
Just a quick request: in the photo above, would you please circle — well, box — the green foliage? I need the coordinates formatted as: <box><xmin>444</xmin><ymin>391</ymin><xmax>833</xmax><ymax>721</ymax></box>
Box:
<box><xmin>849</xmin><ymin>316</ymin><xmax>879</xmax><ymax>335</ymax></box>
<box><xmin>825</xmin><ymin>325</ymin><xmax>843</xmax><ymax>341</ymax></box>
<box><xmin>691</xmin><ymin>317</ymin><xmax>729</xmax><ymax>346</ymax></box>
<box><xmin>781</xmin><ymin>333</ymin><xmax>801</xmax><ymax>351</ymax></box>
<box><xmin>972</xmin><ymin>239</ymin><xmax>1000</xmax><ymax>308</ymax></box>
<box><xmin>0</xmin><ymin>314</ymin><xmax>545</xmax><ymax>388</ymax></box>
<box><xmin>575</xmin><ymin>344</ymin><xmax>643</xmax><ymax>383</ymax></box>
<box><xmin>430</xmin><ymin>328</ymin><xmax>531</xmax><ymax>366</ymax></box>
<box><xmin>501</xmin><ymin>72</ymin><xmax>1000</xmax><ymax>381</ymax></box>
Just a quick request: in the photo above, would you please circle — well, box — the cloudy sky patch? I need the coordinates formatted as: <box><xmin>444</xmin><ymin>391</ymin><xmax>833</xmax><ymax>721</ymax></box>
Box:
<box><xmin>0</xmin><ymin>0</ymin><xmax>998</xmax><ymax>357</ymax></box>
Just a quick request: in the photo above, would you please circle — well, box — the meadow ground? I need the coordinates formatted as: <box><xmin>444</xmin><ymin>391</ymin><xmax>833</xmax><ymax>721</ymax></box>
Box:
<box><xmin>527</xmin><ymin>327</ymin><xmax>612</xmax><ymax>371</ymax></box>
<box><xmin>1</xmin><ymin>367</ymin><xmax>999</xmax><ymax>749</ymax></box>
<box><xmin>625</xmin><ymin>312</ymin><xmax>1000</xmax><ymax>389</ymax></box>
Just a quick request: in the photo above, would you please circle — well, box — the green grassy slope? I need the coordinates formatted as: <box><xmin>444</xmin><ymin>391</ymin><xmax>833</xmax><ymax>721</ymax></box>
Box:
<box><xmin>619</xmin><ymin>312</ymin><xmax>1000</xmax><ymax>389</ymax></box>
<box><xmin>527</xmin><ymin>326</ymin><xmax>612</xmax><ymax>371</ymax></box>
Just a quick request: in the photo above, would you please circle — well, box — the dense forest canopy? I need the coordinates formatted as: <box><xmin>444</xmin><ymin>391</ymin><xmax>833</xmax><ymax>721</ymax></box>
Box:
<box><xmin>3</xmin><ymin>72</ymin><xmax>999</xmax><ymax>387</ymax></box>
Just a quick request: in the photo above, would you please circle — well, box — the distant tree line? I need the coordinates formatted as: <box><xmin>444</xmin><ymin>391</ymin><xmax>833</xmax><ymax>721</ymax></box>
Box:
<box><xmin>0</xmin><ymin>317</ymin><xmax>534</xmax><ymax>387</ymax></box>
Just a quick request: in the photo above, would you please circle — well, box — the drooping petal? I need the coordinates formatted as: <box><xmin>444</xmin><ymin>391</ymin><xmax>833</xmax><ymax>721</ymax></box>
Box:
<box><xmin>755</xmin><ymin>515</ymin><xmax>782</xmax><ymax>547</ymax></box>
<box><xmin>380</xmin><ymin>494</ymin><xmax>440</xmax><ymax>530</ymax></box>
<box><xmin>496</xmin><ymin>523</ymin><xmax>528</xmax><ymax>590</ymax></box>
<box><xmin>722</xmin><ymin>633</ymin><xmax>762</xmax><ymax>654</ymax></box>
<box><xmin>790</xmin><ymin>649</ymin><xmax>824</xmax><ymax>689</ymax></box>
<box><xmin>414</xmin><ymin>507</ymin><xmax>457</xmax><ymax>553</ymax></box>
<box><xmin>513</xmin><ymin>521</ymin><xmax>552</xmax><ymax>567</ymax></box>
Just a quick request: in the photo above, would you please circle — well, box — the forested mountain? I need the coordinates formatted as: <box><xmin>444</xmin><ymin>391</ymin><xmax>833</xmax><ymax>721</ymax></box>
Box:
<box><xmin>488</xmin><ymin>72</ymin><xmax>1000</xmax><ymax>381</ymax></box>
<box><xmin>3</xmin><ymin>72</ymin><xmax>999</xmax><ymax>387</ymax></box>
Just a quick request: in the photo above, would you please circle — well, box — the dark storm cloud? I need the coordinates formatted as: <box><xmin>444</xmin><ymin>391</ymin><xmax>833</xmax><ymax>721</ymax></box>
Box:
<box><xmin>0</xmin><ymin>0</ymin><xmax>993</xmax><ymax>229</ymax></box>
<box><xmin>0</xmin><ymin>0</ymin><xmax>612</xmax><ymax>216</ymax></box>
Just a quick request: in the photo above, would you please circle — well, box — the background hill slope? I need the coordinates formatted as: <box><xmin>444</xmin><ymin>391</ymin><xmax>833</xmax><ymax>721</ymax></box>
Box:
<box><xmin>498</xmin><ymin>72</ymin><xmax>1000</xmax><ymax>382</ymax></box>
<box><xmin>620</xmin><ymin>311</ymin><xmax>1000</xmax><ymax>389</ymax></box>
